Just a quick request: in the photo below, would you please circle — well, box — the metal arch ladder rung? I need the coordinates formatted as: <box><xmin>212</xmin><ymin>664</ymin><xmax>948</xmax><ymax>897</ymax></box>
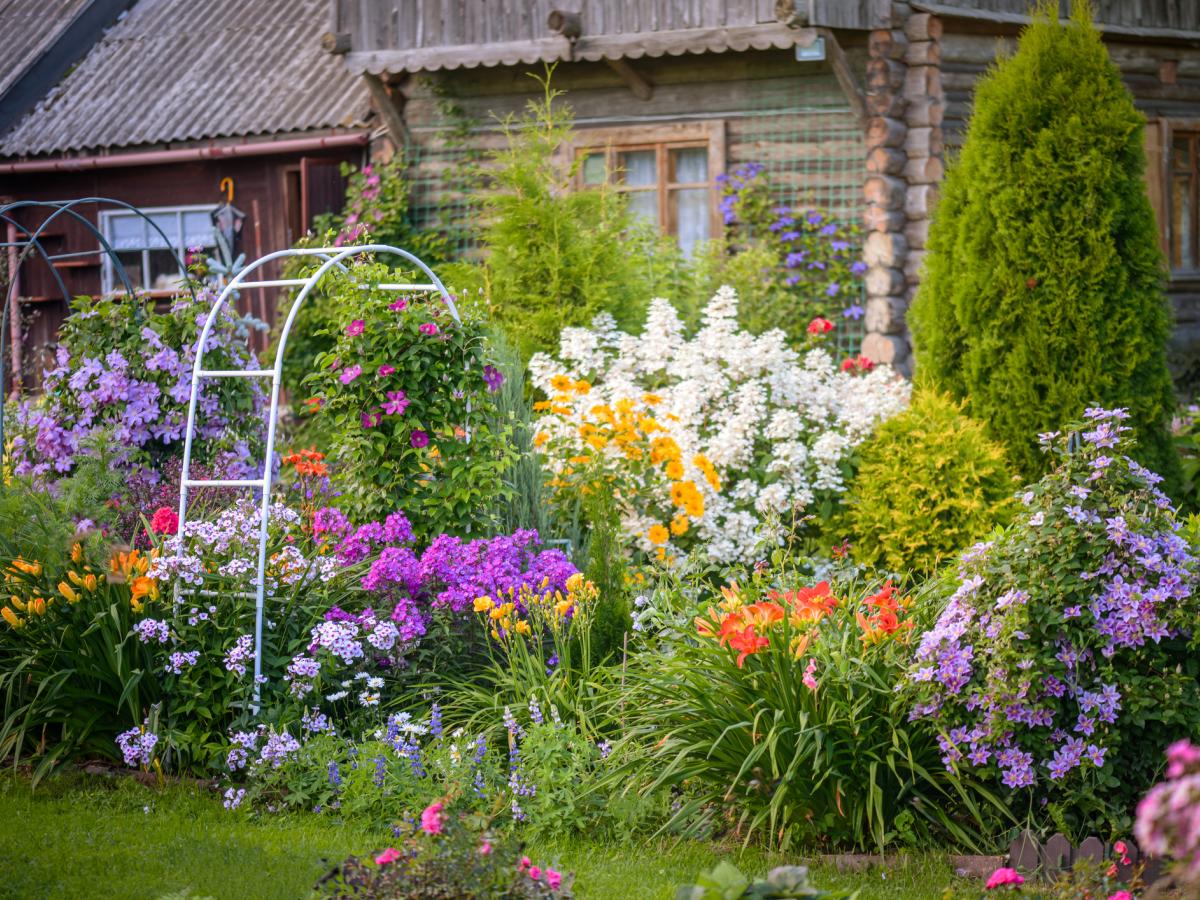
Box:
<box><xmin>174</xmin><ymin>244</ymin><xmax>461</xmax><ymax>715</ymax></box>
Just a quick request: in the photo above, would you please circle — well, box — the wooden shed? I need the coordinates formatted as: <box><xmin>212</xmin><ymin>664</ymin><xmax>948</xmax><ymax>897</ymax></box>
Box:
<box><xmin>0</xmin><ymin>0</ymin><xmax>375</xmax><ymax>386</ymax></box>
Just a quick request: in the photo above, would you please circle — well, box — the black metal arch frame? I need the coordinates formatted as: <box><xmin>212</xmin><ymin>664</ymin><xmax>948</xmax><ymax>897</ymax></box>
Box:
<box><xmin>0</xmin><ymin>197</ymin><xmax>198</xmax><ymax>452</ymax></box>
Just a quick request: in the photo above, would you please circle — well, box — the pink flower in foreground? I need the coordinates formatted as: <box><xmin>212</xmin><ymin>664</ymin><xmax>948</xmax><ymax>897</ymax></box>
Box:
<box><xmin>546</xmin><ymin>869</ymin><xmax>562</xmax><ymax>890</ymax></box>
<box><xmin>375</xmin><ymin>847</ymin><xmax>401</xmax><ymax>866</ymax></box>
<box><xmin>528</xmin><ymin>866</ymin><xmax>542</xmax><ymax>881</ymax></box>
<box><xmin>150</xmin><ymin>507</ymin><xmax>179</xmax><ymax>535</ymax></box>
<box><xmin>340</xmin><ymin>364</ymin><xmax>362</xmax><ymax>385</ymax></box>
<box><xmin>518</xmin><ymin>856</ymin><xmax>532</xmax><ymax>871</ymax></box>
<box><xmin>346</xmin><ymin>319</ymin><xmax>365</xmax><ymax>337</ymax></box>
<box><xmin>985</xmin><ymin>867</ymin><xmax>1024</xmax><ymax>890</ymax></box>
<box><xmin>378</xmin><ymin>364</ymin><xmax>395</xmax><ymax>378</ymax></box>
<box><xmin>478</xmin><ymin>841</ymin><xmax>492</xmax><ymax>856</ymax></box>
<box><xmin>419</xmin><ymin>800</ymin><xmax>444</xmax><ymax>835</ymax></box>
<box><xmin>410</xmin><ymin>430</ymin><xmax>429</xmax><ymax>449</ymax></box>
<box><xmin>382</xmin><ymin>390</ymin><xmax>409</xmax><ymax>416</ymax></box>
<box><xmin>802</xmin><ymin>657</ymin><xmax>818</xmax><ymax>692</ymax></box>
<box><xmin>419</xmin><ymin>322</ymin><xmax>439</xmax><ymax>336</ymax></box>
<box><xmin>1108</xmin><ymin>891</ymin><xmax>1133</xmax><ymax>900</ymax></box>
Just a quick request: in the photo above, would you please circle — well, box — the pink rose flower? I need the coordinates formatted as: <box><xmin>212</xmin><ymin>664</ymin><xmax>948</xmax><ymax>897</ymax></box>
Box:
<box><xmin>419</xmin><ymin>800</ymin><xmax>444</xmax><ymax>835</ymax></box>
<box><xmin>985</xmin><ymin>867</ymin><xmax>1024</xmax><ymax>890</ymax></box>
<box><xmin>340</xmin><ymin>364</ymin><xmax>362</xmax><ymax>385</ymax></box>
<box><xmin>419</xmin><ymin>322</ymin><xmax>439</xmax><ymax>336</ymax></box>
<box><xmin>375</xmin><ymin>847</ymin><xmax>401</xmax><ymax>866</ymax></box>
<box><xmin>347</xmin><ymin>319</ymin><xmax>365</xmax><ymax>337</ymax></box>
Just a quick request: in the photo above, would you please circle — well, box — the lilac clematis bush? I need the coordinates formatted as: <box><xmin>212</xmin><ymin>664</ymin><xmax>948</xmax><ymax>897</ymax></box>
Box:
<box><xmin>908</xmin><ymin>408</ymin><xmax>1200</xmax><ymax>834</ymax></box>
<box><xmin>9</xmin><ymin>291</ymin><xmax>265</xmax><ymax>482</ymax></box>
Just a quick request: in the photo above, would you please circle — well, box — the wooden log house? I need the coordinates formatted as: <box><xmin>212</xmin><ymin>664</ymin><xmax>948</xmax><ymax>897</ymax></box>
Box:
<box><xmin>330</xmin><ymin>0</ymin><xmax>1200</xmax><ymax>379</ymax></box>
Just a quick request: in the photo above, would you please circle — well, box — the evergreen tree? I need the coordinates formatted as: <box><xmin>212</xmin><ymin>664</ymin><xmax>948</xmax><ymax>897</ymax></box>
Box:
<box><xmin>909</xmin><ymin>3</ymin><xmax>1180</xmax><ymax>487</ymax></box>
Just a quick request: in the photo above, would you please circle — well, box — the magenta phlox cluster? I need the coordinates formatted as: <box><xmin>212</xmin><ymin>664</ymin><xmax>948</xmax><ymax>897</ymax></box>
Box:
<box><xmin>1136</xmin><ymin>741</ymin><xmax>1200</xmax><ymax>881</ymax></box>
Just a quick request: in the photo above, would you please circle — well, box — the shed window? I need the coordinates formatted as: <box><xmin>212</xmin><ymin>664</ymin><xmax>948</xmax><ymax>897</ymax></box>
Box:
<box><xmin>100</xmin><ymin>205</ymin><xmax>217</xmax><ymax>294</ymax></box>
<box><xmin>1171</xmin><ymin>131</ymin><xmax>1199</xmax><ymax>272</ymax></box>
<box><xmin>575</xmin><ymin>123</ymin><xmax>724</xmax><ymax>257</ymax></box>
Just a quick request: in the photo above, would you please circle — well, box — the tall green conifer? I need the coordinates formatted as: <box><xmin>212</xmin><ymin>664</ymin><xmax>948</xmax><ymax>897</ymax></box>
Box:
<box><xmin>910</xmin><ymin>4</ymin><xmax>1179</xmax><ymax>486</ymax></box>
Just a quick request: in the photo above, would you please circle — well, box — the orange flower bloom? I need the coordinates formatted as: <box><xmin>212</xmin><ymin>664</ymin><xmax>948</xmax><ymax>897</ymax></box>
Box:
<box><xmin>726</xmin><ymin>624</ymin><xmax>769</xmax><ymax>667</ymax></box>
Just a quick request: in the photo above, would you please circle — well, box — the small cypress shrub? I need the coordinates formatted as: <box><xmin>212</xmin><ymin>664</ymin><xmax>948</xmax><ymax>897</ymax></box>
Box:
<box><xmin>840</xmin><ymin>391</ymin><xmax>1017</xmax><ymax>574</ymax></box>
<box><xmin>909</xmin><ymin>4</ymin><xmax>1180</xmax><ymax>489</ymax></box>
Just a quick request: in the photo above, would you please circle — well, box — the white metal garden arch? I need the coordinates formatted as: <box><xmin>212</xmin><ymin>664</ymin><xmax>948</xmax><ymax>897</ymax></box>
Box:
<box><xmin>175</xmin><ymin>245</ymin><xmax>461</xmax><ymax>713</ymax></box>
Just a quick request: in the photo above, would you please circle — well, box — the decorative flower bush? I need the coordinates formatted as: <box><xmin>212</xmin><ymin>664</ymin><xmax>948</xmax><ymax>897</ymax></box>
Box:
<box><xmin>627</xmin><ymin>566</ymin><xmax>995</xmax><ymax>852</ymax></box>
<box><xmin>305</xmin><ymin>259</ymin><xmax>516</xmax><ymax>539</ymax></box>
<box><xmin>315</xmin><ymin>799</ymin><xmax>572</xmax><ymax>898</ymax></box>
<box><xmin>908</xmin><ymin>410</ymin><xmax>1200</xmax><ymax>833</ymax></box>
<box><xmin>529</xmin><ymin>287</ymin><xmax>910</xmax><ymax>563</ymax></box>
<box><xmin>838</xmin><ymin>391</ymin><xmax>1018</xmax><ymax>575</ymax></box>
<box><xmin>9</xmin><ymin>291</ymin><xmax>264</xmax><ymax>480</ymax></box>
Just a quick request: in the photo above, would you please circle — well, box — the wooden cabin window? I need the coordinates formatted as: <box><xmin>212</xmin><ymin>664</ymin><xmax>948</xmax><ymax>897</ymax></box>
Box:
<box><xmin>1171</xmin><ymin>131</ymin><xmax>1199</xmax><ymax>272</ymax></box>
<box><xmin>99</xmin><ymin>204</ymin><xmax>217</xmax><ymax>295</ymax></box>
<box><xmin>574</xmin><ymin>122</ymin><xmax>725</xmax><ymax>257</ymax></box>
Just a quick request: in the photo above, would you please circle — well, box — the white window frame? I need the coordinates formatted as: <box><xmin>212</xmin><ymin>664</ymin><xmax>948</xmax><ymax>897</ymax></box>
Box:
<box><xmin>99</xmin><ymin>204</ymin><xmax>218</xmax><ymax>295</ymax></box>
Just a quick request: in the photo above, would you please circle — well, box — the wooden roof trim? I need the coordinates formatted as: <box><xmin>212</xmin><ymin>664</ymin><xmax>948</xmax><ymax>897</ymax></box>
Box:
<box><xmin>344</xmin><ymin>23</ymin><xmax>822</xmax><ymax>76</ymax></box>
<box><xmin>911</xmin><ymin>2</ymin><xmax>1200</xmax><ymax>44</ymax></box>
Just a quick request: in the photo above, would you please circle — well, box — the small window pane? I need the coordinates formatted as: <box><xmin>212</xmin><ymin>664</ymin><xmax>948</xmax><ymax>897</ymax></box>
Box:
<box><xmin>1172</xmin><ymin>136</ymin><xmax>1193</xmax><ymax>172</ymax></box>
<box><xmin>146</xmin><ymin>212</ymin><xmax>178</xmax><ymax>249</ymax></box>
<box><xmin>183</xmin><ymin>211</ymin><xmax>215</xmax><ymax>248</ymax></box>
<box><xmin>582</xmin><ymin>153</ymin><xmax>607</xmax><ymax>185</ymax></box>
<box><xmin>1172</xmin><ymin>173</ymin><xmax>1194</xmax><ymax>270</ymax></box>
<box><xmin>626</xmin><ymin>190</ymin><xmax>659</xmax><ymax>226</ymax></box>
<box><xmin>670</xmin><ymin>188</ymin><xmax>711</xmax><ymax>257</ymax></box>
<box><xmin>617</xmin><ymin>150</ymin><xmax>656</xmax><ymax>187</ymax></box>
<box><xmin>147</xmin><ymin>248</ymin><xmax>185</xmax><ymax>291</ymax></box>
<box><xmin>108</xmin><ymin>214</ymin><xmax>144</xmax><ymax>250</ymax></box>
<box><xmin>112</xmin><ymin>250</ymin><xmax>145</xmax><ymax>291</ymax></box>
<box><xmin>670</xmin><ymin>147</ymin><xmax>708</xmax><ymax>184</ymax></box>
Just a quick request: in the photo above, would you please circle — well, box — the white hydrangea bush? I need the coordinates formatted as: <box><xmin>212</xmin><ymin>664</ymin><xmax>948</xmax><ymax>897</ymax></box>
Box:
<box><xmin>528</xmin><ymin>286</ymin><xmax>911</xmax><ymax>563</ymax></box>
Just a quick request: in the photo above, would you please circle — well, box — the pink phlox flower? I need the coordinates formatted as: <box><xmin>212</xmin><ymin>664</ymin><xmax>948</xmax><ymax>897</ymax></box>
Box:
<box><xmin>419</xmin><ymin>800</ymin><xmax>444</xmax><ymax>835</ymax></box>
<box><xmin>375</xmin><ymin>847</ymin><xmax>401</xmax><ymax>866</ymax></box>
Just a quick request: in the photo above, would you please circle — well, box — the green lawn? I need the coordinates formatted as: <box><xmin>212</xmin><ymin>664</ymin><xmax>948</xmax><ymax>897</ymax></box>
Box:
<box><xmin>0</xmin><ymin>774</ymin><xmax>972</xmax><ymax>899</ymax></box>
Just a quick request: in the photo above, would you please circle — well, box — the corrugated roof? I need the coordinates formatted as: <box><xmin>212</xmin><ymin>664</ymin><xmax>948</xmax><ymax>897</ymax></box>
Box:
<box><xmin>1</xmin><ymin>0</ymin><xmax>373</xmax><ymax>158</ymax></box>
<box><xmin>0</xmin><ymin>0</ymin><xmax>93</xmax><ymax>97</ymax></box>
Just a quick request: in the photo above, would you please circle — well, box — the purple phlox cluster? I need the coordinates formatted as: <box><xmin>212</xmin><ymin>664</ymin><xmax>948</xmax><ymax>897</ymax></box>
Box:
<box><xmin>226</xmin><ymin>729</ymin><xmax>261</xmax><ymax>771</ymax></box>
<box><xmin>330</xmin><ymin>510</ymin><xmax>415</xmax><ymax>563</ymax></box>
<box><xmin>221</xmin><ymin>633</ymin><xmax>254</xmax><ymax>678</ymax></box>
<box><xmin>909</xmin><ymin>410</ymin><xmax>1196</xmax><ymax>796</ymax></box>
<box><xmin>286</xmin><ymin>654</ymin><xmax>321</xmax><ymax>697</ymax></box>
<box><xmin>302</xmin><ymin>707</ymin><xmax>335</xmax><ymax>736</ymax></box>
<box><xmin>134</xmin><ymin>618</ymin><xmax>170</xmax><ymax>644</ymax></box>
<box><xmin>223</xmin><ymin>788</ymin><xmax>246</xmax><ymax>810</ymax></box>
<box><xmin>116</xmin><ymin>722</ymin><xmax>158</xmax><ymax>768</ymax></box>
<box><xmin>308</xmin><ymin>619</ymin><xmax>365</xmax><ymax>666</ymax></box>
<box><xmin>258</xmin><ymin>730</ymin><xmax>301</xmax><ymax>769</ymax></box>
<box><xmin>166</xmin><ymin>649</ymin><xmax>200</xmax><ymax>675</ymax></box>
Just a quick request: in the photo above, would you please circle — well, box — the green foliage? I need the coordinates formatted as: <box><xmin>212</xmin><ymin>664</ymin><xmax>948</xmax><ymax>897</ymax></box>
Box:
<box><xmin>839</xmin><ymin>391</ymin><xmax>1018</xmax><ymax>575</ymax></box>
<box><xmin>475</xmin><ymin>68</ymin><xmax>655</xmax><ymax>359</ymax></box>
<box><xmin>909</xmin><ymin>4</ymin><xmax>1180</xmax><ymax>488</ymax></box>
<box><xmin>305</xmin><ymin>258</ymin><xmax>517</xmax><ymax>539</ymax></box>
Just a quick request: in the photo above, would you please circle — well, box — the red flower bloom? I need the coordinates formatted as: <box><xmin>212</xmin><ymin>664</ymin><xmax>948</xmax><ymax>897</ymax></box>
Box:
<box><xmin>150</xmin><ymin>507</ymin><xmax>179</xmax><ymax>535</ymax></box>
<box><xmin>807</xmin><ymin>317</ymin><xmax>834</xmax><ymax>335</ymax></box>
